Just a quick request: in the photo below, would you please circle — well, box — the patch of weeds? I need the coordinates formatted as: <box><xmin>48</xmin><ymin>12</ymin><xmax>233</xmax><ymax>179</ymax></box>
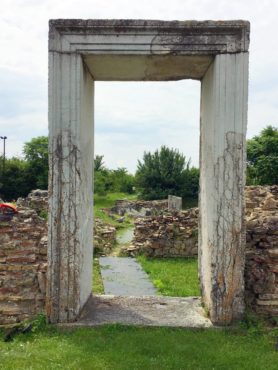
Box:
<box><xmin>201</xmin><ymin>301</ymin><xmax>210</xmax><ymax>318</ymax></box>
<box><xmin>153</xmin><ymin>278</ymin><xmax>164</xmax><ymax>291</ymax></box>
<box><xmin>38</xmin><ymin>209</ymin><xmax>48</xmax><ymax>220</ymax></box>
<box><xmin>92</xmin><ymin>257</ymin><xmax>104</xmax><ymax>294</ymax></box>
<box><xmin>31</xmin><ymin>313</ymin><xmax>48</xmax><ymax>333</ymax></box>
<box><xmin>239</xmin><ymin>310</ymin><xmax>265</xmax><ymax>336</ymax></box>
<box><xmin>117</xmin><ymin>249</ymin><xmax>129</xmax><ymax>257</ymax></box>
<box><xmin>1</xmin><ymin>314</ymin><xmax>48</xmax><ymax>342</ymax></box>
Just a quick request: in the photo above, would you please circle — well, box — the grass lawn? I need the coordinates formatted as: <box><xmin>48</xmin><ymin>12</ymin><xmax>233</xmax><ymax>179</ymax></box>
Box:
<box><xmin>94</xmin><ymin>192</ymin><xmax>136</xmax><ymax>228</ymax></box>
<box><xmin>92</xmin><ymin>258</ymin><xmax>104</xmax><ymax>295</ymax></box>
<box><xmin>137</xmin><ymin>256</ymin><xmax>200</xmax><ymax>297</ymax></box>
<box><xmin>0</xmin><ymin>324</ymin><xmax>277</xmax><ymax>369</ymax></box>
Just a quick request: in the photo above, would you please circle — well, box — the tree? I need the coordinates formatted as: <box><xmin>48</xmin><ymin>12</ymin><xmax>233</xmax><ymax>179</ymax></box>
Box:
<box><xmin>247</xmin><ymin>125</ymin><xmax>278</xmax><ymax>185</ymax></box>
<box><xmin>0</xmin><ymin>157</ymin><xmax>32</xmax><ymax>201</ymax></box>
<box><xmin>135</xmin><ymin>146</ymin><xmax>196</xmax><ymax>200</ymax></box>
<box><xmin>110</xmin><ymin>168</ymin><xmax>135</xmax><ymax>194</ymax></box>
<box><xmin>23</xmin><ymin>136</ymin><xmax>48</xmax><ymax>189</ymax></box>
<box><xmin>94</xmin><ymin>155</ymin><xmax>105</xmax><ymax>172</ymax></box>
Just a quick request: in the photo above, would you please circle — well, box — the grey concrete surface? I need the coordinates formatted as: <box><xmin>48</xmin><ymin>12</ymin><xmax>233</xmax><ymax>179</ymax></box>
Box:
<box><xmin>99</xmin><ymin>257</ymin><xmax>157</xmax><ymax>296</ymax></box>
<box><xmin>70</xmin><ymin>295</ymin><xmax>212</xmax><ymax>328</ymax></box>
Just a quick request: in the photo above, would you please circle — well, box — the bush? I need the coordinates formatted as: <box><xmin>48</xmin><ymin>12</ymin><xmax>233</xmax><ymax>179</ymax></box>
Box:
<box><xmin>247</xmin><ymin>125</ymin><xmax>278</xmax><ymax>185</ymax></box>
<box><xmin>135</xmin><ymin>146</ymin><xmax>199</xmax><ymax>200</ymax></box>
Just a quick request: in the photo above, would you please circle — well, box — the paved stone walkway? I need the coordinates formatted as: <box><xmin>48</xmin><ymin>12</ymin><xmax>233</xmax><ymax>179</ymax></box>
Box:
<box><xmin>71</xmin><ymin>295</ymin><xmax>212</xmax><ymax>328</ymax></box>
<box><xmin>71</xmin><ymin>257</ymin><xmax>212</xmax><ymax>328</ymax></box>
<box><xmin>99</xmin><ymin>257</ymin><xmax>157</xmax><ymax>296</ymax></box>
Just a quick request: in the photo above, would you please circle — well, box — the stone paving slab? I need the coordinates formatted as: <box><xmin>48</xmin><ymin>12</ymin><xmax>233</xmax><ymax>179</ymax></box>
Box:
<box><xmin>71</xmin><ymin>295</ymin><xmax>212</xmax><ymax>328</ymax></box>
<box><xmin>99</xmin><ymin>257</ymin><xmax>157</xmax><ymax>296</ymax></box>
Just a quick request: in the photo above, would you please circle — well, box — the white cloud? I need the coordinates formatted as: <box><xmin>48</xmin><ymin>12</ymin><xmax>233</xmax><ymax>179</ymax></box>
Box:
<box><xmin>0</xmin><ymin>0</ymin><xmax>277</xmax><ymax>172</ymax></box>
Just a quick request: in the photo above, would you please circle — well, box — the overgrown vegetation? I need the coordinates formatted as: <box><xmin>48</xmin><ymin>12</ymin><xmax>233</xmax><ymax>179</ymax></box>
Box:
<box><xmin>94</xmin><ymin>192</ymin><xmax>136</xmax><ymax>228</ymax></box>
<box><xmin>92</xmin><ymin>257</ymin><xmax>104</xmax><ymax>294</ymax></box>
<box><xmin>137</xmin><ymin>256</ymin><xmax>200</xmax><ymax>297</ymax></box>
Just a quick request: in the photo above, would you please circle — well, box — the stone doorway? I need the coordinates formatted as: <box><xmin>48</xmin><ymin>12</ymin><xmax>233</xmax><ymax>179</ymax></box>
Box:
<box><xmin>47</xmin><ymin>19</ymin><xmax>249</xmax><ymax>325</ymax></box>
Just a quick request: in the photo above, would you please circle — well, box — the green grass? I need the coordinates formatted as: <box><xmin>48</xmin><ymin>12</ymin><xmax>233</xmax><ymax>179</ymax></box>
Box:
<box><xmin>94</xmin><ymin>192</ymin><xmax>137</xmax><ymax>228</ymax></box>
<box><xmin>137</xmin><ymin>256</ymin><xmax>200</xmax><ymax>297</ymax></box>
<box><xmin>92</xmin><ymin>258</ymin><xmax>104</xmax><ymax>295</ymax></box>
<box><xmin>0</xmin><ymin>324</ymin><xmax>277</xmax><ymax>369</ymax></box>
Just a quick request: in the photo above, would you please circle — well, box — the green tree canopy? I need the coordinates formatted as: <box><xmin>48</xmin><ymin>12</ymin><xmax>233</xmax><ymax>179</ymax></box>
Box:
<box><xmin>94</xmin><ymin>155</ymin><xmax>105</xmax><ymax>172</ymax></box>
<box><xmin>135</xmin><ymin>146</ymin><xmax>198</xmax><ymax>200</ymax></box>
<box><xmin>247</xmin><ymin>125</ymin><xmax>278</xmax><ymax>185</ymax></box>
<box><xmin>23</xmin><ymin>136</ymin><xmax>48</xmax><ymax>189</ymax></box>
<box><xmin>0</xmin><ymin>157</ymin><xmax>32</xmax><ymax>201</ymax></box>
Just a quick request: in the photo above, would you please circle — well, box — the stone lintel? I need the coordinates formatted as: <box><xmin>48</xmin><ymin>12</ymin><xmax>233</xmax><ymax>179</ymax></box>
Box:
<box><xmin>49</xmin><ymin>19</ymin><xmax>249</xmax><ymax>81</ymax></box>
<box><xmin>49</xmin><ymin>19</ymin><xmax>250</xmax><ymax>54</ymax></box>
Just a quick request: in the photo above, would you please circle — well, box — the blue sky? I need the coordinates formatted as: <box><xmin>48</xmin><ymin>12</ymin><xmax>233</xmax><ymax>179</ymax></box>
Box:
<box><xmin>0</xmin><ymin>0</ymin><xmax>277</xmax><ymax>173</ymax></box>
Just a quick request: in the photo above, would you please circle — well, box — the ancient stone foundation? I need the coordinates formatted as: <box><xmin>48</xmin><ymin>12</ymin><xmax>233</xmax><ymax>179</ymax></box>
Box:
<box><xmin>0</xmin><ymin>190</ymin><xmax>116</xmax><ymax>325</ymax></box>
<box><xmin>110</xmin><ymin>199</ymin><xmax>168</xmax><ymax>218</ymax></box>
<box><xmin>0</xmin><ymin>208</ymin><xmax>47</xmax><ymax>325</ymax></box>
<box><xmin>0</xmin><ymin>186</ymin><xmax>277</xmax><ymax>324</ymax></box>
<box><xmin>245</xmin><ymin>186</ymin><xmax>278</xmax><ymax>316</ymax></box>
<box><xmin>17</xmin><ymin>189</ymin><xmax>48</xmax><ymax>215</ymax></box>
<box><xmin>125</xmin><ymin>208</ymin><xmax>198</xmax><ymax>257</ymax></box>
<box><xmin>94</xmin><ymin>219</ymin><xmax>116</xmax><ymax>255</ymax></box>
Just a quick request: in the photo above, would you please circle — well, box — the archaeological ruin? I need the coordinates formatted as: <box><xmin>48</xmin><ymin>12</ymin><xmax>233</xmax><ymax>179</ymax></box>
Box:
<box><xmin>47</xmin><ymin>19</ymin><xmax>250</xmax><ymax>325</ymax></box>
<box><xmin>1</xmin><ymin>185</ymin><xmax>277</xmax><ymax>325</ymax></box>
<box><xmin>0</xmin><ymin>19</ymin><xmax>254</xmax><ymax>327</ymax></box>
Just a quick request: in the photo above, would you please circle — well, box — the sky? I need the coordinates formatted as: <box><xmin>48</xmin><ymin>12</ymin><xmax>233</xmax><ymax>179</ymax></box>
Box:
<box><xmin>0</xmin><ymin>0</ymin><xmax>277</xmax><ymax>173</ymax></box>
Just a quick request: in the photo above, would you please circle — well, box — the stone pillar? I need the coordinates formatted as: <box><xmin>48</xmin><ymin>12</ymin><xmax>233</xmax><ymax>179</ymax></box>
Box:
<box><xmin>199</xmin><ymin>53</ymin><xmax>249</xmax><ymax>325</ymax></box>
<box><xmin>168</xmin><ymin>195</ymin><xmax>182</xmax><ymax>211</ymax></box>
<box><xmin>47</xmin><ymin>50</ymin><xmax>94</xmax><ymax>323</ymax></box>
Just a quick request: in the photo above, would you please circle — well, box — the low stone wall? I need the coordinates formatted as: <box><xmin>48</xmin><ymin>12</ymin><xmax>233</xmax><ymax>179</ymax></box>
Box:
<box><xmin>94</xmin><ymin>218</ymin><xmax>116</xmax><ymax>255</ymax></box>
<box><xmin>110</xmin><ymin>199</ymin><xmax>168</xmax><ymax>217</ymax></box>
<box><xmin>0</xmin><ymin>208</ymin><xmax>47</xmax><ymax>325</ymax></box>
<box><xmin>245</xmin><ymin>186</ymin><xmax>278</xmax><ymax>316</ymax></box>
<box><xmin>126</xmin><ymin>208</ymin><xmax>198</xmax><ymax>257</ymax></box>
<box><xmin>17</xmin><ymin>189</ymin><xmax>48</xmax><ymax>215</ymax></box>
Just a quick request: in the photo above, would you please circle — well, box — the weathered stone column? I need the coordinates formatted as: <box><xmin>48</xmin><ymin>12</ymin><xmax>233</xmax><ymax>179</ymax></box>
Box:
<box><xmin>47</xmin><ymin>37</ymin><xmax>94</xmax><ymax>322</ymax></box>
<box><xmin>199</xmin><ymin>53</ymin><xmax>249</xmax><ymax>325</ymax></box>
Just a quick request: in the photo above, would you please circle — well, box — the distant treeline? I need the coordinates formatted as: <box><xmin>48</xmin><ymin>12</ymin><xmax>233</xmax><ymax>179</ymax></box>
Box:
<box><xmin>0</xmin><ymin>125</ymin><xmax>277</xmax><ymax>201</ymax></box>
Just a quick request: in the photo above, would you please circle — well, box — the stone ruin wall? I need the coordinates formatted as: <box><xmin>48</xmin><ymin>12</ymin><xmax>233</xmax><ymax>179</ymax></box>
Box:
<box><xmin>245</xmin><ymin>186</ymin><xmax>278</xmax><ymax>316</ymax></box>
<box><xmin>0</xmin><ymin>190</ymin><xmax>116</xmax><ymax>325</ymax></box>
<box><xmin>125</xmin><ymin>208</ymin><xmax>199</xmax><ymax>257</ymax></box>
<box><xmin>94</xmin><ymin>218</ymin><xmax>116</xmax><ymax>255</ymax></box>
<box><xmin>0</xmin><ymin>186</ymin><xmax>277</xmax><ymax>324</ymax></box>
<box><xmin>17</xmin><ymin>189</ymin><xmax>48</xmax><ymax>215</ymax></box>
<box><xmin>127</xmin><ymin>186</ymin><xmax>278</xmax><ymax>316</ymax></box>
<box><xmin>0</xmin><ymin>207</ymin><xmax>47</xmax><ymax>325</ymax></box>
<box><xmin>110</xmin><ymin>199</ymin><xmax>168</xmax><ymax>217</ymax></box>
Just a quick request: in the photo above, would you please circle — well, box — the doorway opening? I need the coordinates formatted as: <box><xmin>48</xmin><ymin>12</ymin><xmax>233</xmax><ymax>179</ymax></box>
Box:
<box><xmin>93</xmin><ymin>80</ymin><xmax>201</xmax><ymax>303</ymax></box>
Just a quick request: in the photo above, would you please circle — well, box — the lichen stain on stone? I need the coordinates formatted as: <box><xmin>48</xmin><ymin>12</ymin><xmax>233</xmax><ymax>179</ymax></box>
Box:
<box><xmin>210</xmin><ymin>131</ymin><xmax>245</xmax><ymax>323</ymax></box>
<box><xmin>48</xmin><ymin>130</ymin><xmax>82</xmax><ymax>322</ymax></box>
